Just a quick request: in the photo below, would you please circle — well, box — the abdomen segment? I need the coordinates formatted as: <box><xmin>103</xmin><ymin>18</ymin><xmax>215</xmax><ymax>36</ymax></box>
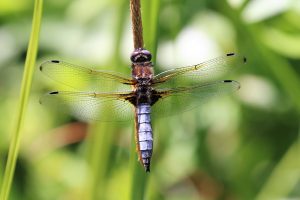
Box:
<box><xmin>136</xmin><ymin>103</ymin><xmax>153</xmax><ymax>172</ymax></box>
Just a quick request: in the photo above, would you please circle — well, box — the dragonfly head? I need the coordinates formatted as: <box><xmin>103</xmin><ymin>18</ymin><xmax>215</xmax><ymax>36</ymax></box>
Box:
<box><xmin>131</xmin><ymin>48</ymin><xmax>152</xmax><ymax>63</ymax></box>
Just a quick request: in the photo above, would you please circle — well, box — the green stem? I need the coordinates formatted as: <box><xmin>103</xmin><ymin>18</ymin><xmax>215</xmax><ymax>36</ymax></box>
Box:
<box><xmin>0</xmin><ymin>1</ymin><xmax>43</xmax><ymax>200</ymax></box>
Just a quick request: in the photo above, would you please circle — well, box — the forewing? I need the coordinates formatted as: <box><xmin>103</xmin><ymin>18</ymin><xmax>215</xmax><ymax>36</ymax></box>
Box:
<box><xmin>40</xmin><ymin>91</ymin><xmax>135</xmax><ymax>122</ymax></box>
<box><xmin>151</xmin><ymin>80</ymin><xmax>240</xmax><ymax>118</ymax></box>
<box><xmin>153</xmin><ymin>53</ymin><xmax>246</xmax><ymax>88</ymax></box>
<box><xmin>40</xmin><ymin>60</ymin><xmax>134</xmax><ymax>92</ymax></box>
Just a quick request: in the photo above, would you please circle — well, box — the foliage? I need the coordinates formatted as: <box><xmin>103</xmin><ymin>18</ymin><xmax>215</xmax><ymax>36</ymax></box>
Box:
<box><xmin>0</xmin><ymin>0</ymin><xmax>299</xmax><ymax>199</ymax></box>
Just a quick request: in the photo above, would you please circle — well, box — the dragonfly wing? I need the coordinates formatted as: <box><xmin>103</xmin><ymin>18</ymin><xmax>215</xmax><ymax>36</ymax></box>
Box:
<box><xmin>153</xmin><ymin>53</ymin><xmax>246</xmax><ymax>88</ymax></box>
<box><xmin>40</xmin><ymin>60</ymin><xmax>134</xmax><ymax>92</ymax></box>
<box><xmin>40</xmin><ymin>91</ymin><xmax>135</xmax><ymax>122</ymax></box>
<box><xmin>151</xmin><ymin>80</ymin><xmax>240</xmax><ymax>118</ymax></box>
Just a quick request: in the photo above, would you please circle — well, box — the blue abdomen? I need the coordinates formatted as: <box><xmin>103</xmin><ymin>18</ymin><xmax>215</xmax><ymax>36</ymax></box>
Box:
<box><xmin>137</xmin><ymin>103</ymin><xmax>153</xmax><ymax>172</ymax></box>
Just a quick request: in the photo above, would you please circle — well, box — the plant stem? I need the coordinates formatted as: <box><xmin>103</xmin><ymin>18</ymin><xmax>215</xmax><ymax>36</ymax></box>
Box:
<box><xmin>129</xmin><ymin>0</ymin><xmax>161</xmax><ymax>199</ymax></box>
<box><xmin>0</xmin><ymin>1</ymin><xmax>43</xmax><ymax>200</ymax></box>
<box><xmin>130</xmin><ymin>0</ymin><xmax>144</xmax><ymax>49</ymax></box>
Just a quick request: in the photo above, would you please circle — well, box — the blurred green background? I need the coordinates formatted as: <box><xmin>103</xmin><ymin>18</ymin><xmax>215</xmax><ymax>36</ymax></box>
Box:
<box><xmin>0</xmin><ymin>0</ymin><xmax>300</xmax><ymax>199</ymax></box>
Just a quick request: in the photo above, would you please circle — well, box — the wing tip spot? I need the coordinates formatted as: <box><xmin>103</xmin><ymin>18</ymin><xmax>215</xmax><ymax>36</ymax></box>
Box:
<box><xmin>226</xmin><ymin>53</ymin><xmax>235</xmax><ymax>56</ymax></box>
<box><xmin>49</xmin><ymin>91</ymin><xmax>59</xmax><ymax>95</ymax></box>
<box><xmin>51</xmin><ymin>60</ymin><xmax>60</xmax><ymax>63</ymax></box>
<box><xmin>223</xmin><ymin>80</ymin><xmax>233</xmax><ymax>83</ymax></box>
<box><xmin>223</xmin><ymin>80</ymin><xmax>241</xmax><ymax>89</ymax></box>
<box><xmin>226</xmin><ymin>52</ymin><xmax>247</xmax><ymax>64</ymax></box>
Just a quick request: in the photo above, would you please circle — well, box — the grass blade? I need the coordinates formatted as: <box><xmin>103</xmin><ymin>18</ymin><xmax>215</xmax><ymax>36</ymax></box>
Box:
<box><xmin>0</xmin><ymin>1</ymin><xmax>43</xmax><ymax>199</ymax></box>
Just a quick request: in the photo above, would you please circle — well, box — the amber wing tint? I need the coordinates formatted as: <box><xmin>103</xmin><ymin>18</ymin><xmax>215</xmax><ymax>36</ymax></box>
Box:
<box><xmin>40</xmin><ymin>91</ymin><xmax>135</xmax><ymax>121</ymax></box>
<box><xmin>40</xmin><ymin>60</ymin><xmax>134</xmax><ymax>92</ymax></box>
<box><xmin>152</xmin><ymin>53</ymin><xmax>246</xmax><ymax>89</ymax></box>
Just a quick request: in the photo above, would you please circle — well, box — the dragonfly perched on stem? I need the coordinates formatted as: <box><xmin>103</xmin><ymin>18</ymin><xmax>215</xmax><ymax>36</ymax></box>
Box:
<box><xmin>40</xmin><ymin>49</ymin><xmax>246</xmax><ymax>172</ymax></box>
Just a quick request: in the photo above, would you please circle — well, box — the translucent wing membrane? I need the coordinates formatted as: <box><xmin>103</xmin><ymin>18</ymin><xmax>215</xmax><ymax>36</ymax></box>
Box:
<box><xmin>40</xmin><ymin>53</ymin><xmax>244</xmax><ymax>121</ymax></box>
<box><xmin>40</xmin><ymin>91</ymin><xmax>134</xmax><ymax>122</ymax></box>
<box><xmin>151</xmin><ymin>80</ymin><xmax>240</xmax><ymax>118</ymax></box>
<box><xmin>40</xmin><ymin>60</ymin><xmax>134</xmax><ymax>92</ymax></box>
<box><xmin>153</xmin><ymin>53</ymin><xmax>246</xmax><ymax>88</ymax></box>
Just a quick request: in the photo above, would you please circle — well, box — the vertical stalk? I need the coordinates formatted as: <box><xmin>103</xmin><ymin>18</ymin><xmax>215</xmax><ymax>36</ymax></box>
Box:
<box><xmin>129</xmin><ymin>0</ymin><xmax>161</xmax><ymax>200</ymax></box>
<box><xmin>129</xmin><ymin>0</ymin><xmax>147</xmax><ymax>199</ymax></box>
<box><xmin>130</xmin><ymin>0</ymin><xmax>144</xmax><ymax>49</ymax></box>
<box><xmin>0</xmin><ymin>1</ymin><xmax>43</xmax><ymax>200</ymax></box>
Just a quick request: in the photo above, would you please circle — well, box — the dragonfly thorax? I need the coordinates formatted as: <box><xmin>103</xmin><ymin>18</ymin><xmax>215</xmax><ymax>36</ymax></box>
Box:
<box><xmin>125</xmin><ymin>80</ymin><xmax>161</xmax><ymax>106</ymax></box>
<box><xmin>135</xmin><ymin>83</ymin><xmax>152</xmax><ymax>103</ymax></box>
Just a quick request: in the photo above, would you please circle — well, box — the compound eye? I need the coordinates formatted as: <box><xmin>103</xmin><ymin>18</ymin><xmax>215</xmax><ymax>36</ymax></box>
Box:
<box><xmin>130</xmin><ymin>51</ymin><xmax>139</xmax><ymax>62</ymax></box>
<box><xmin>130</xmin><ymin>48</ymin><xmax>152</xmax><ymax>62</ymax></box>
<box><xmin>141</xmin><ymin>49</ymin><xmax>151</xmax><ymax>58</ymax></box>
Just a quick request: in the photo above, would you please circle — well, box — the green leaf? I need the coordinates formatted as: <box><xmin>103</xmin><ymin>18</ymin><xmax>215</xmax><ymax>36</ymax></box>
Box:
<box><xmin>0</xmin><ymin>1</ymin><xmax>43</xmax><ymax>200</ymax></box>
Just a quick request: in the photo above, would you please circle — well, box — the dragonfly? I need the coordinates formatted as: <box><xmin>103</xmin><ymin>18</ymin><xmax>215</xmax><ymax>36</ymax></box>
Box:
<box><xmin>40</xmin><ymin>48</ymin><xmax>246</xmax><ymax>172</ymax></box>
